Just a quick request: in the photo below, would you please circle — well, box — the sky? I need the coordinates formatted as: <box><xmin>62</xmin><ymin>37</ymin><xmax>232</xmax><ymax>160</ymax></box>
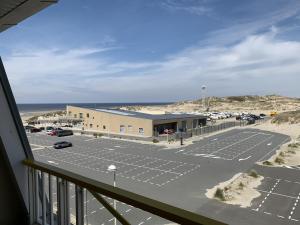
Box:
<box><xmin>1</xmin><ymin>0</ymin><xmax>300</xmax><ymax>103</ymax></box>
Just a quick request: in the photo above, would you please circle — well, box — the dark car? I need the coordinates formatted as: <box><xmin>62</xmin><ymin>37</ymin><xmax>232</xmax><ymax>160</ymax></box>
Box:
<box><xmin>30</xmin><ymin>128</ymin><xmax>42</xmax><ymax>133</ymax></box>
<box><xmin>53</xmin><ymin>141</ymin><xmax>72</xmax><ymax>149</ymax></box>
<box><xmin>62</xmin><ymin>124</ymin><xmax>73</xmax><ymax>128</ymax></box>
<box><xmin>247</xmin><ymin>117</ymin><xmax>255</xmax><ymax>124</ymax></box>
<box><xmin>249</xmin><ymin>114</ymin><xmax>260</xmax><ymax>120</ymax></box>
<box><xmin>56</xmin><ymin>129</ymin><xmax>73</xmax><ymax>137</ymax></box>
<box><xmin>24</xmin><ymin>125</ymin><xmax>35</xmax><ymax>131</ymax></box>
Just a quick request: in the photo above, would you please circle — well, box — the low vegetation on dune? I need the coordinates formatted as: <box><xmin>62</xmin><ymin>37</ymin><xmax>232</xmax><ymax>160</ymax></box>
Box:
<box><xmin>122</xmin><ymin>95</ymin><xmax>300</xmax><ymax>113</ymax></box>
<box><xmin>207</xmin><ymin>172</ymin><xmax>263</xmax><ymax>208</ymax></box>
<box><xmin>272</xmin><ymin>110</ymin><xmax>300</xmax><ymax>124</ymax></box>
<box><xmin>26</xmin><ymin>110</ymin><xmax>66</xmax><ymax>123</ymax></box>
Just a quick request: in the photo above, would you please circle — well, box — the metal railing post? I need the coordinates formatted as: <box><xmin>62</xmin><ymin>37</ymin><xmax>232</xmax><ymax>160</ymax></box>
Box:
<box><xmin>34</xmin><ymin>170</ymin><xmax>39</xmax><ymax>223</ymax></box>
<box><xmin>57</xmin><ymin>178</ymin><xmax>70</xmax><ymax>225</ymax></box>
<box><xmin>41</xmin><ymin>172</ymin><xmax>46</xmax><ymax>225</ymax></box>
<box><xmin>28</xmin><ymin>167</ymin><xmax>35</xmax><ymax>224</ymax></box>
<box><xmin>76</xmin><ymin>186</ymin><xmax>84</xmax><ymax>225</ymax></box>
<box><xmin>49</xmin><ymin>175</ymin><xmax>54</xmax><ymax>225</ymax></box>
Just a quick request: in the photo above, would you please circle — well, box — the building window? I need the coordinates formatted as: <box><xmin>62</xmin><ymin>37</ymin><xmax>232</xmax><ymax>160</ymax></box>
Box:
<box><xmin>87</xmin><ymin>113</ymin><xmax>89</xmax><ymax>118</ymax></box>
<box><xmin>97</xmin><ymin>125</ymin><xmax>99</xmax><ymax>128</ymax></box>
<box><xmin>90</xmin><ymin>124</ymin><xmax>93</xmax><ymax>128</ymax></box>
<box><xmin>93</xmin><ymin>117</ymin><xmax>94</xmax><ymax>119</ymax></box>
<box><xmin>139</xmin><ymin>128</ymin><xmax>144</xmax><ymax>135</ymax></box>
<box><xmin>120</xmin><ymin>125</ymin><xmax>126</xmax><ymax>133</ymax></box>
<box><xmin>128</xmin><ymin>125</ymin><xmax>133</xmax><ymax>132</ymax></box>
<box><xmin>103</xmin><ymin>125</ymin><xmax>106</xmax><ymax>130</ymax></box>
<box><xmin>74</xmin><ymin>114</ymin><xmax>77</xmax><ymax>118</ymax></box>
<box><xmin>79</xmin><ymin>113</ymin><xmax>83</xmax><ymax>119</ymax></box>
<box><xmin>68</xmin><ymin>111</ymin><xmax>72</xmax><ymax>116</ymax></box>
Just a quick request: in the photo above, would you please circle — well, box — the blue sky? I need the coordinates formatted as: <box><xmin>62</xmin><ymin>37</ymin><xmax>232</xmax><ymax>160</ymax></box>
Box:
<box><xmin>1</xmin><ymin>0</ymin><xmax>300</xmax><ymax>103</ymax></box>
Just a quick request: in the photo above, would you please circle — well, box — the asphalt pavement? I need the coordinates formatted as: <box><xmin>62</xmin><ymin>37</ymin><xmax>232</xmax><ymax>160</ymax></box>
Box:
<box><xmin>27</xmin><ymin>128</ymin><xmax>299</xmax><ymax>225</ymax></box>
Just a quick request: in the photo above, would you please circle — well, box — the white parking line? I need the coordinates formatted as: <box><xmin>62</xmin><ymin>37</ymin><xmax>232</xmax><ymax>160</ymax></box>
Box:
<box><xmin>257</xmin><ymin>137</ymin><xmax>290</xmax><ymax>162</ymax></box>
<box><xmin>238</xmin><ymin>156</ymin><xmax>252</xmax><ymax>161</ymax></box>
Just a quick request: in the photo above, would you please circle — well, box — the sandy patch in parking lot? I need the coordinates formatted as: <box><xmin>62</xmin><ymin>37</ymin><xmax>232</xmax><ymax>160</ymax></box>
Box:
<box><xmin>259</xmin><ymin>141</ymin><xmax>300</xmax><ymax>167</ymax></box>
<box><xmin>206</xmin><ymin>172</ymin><xmax>263</xmax><ymax>208</ymax></box>
<box><xmin>255</xmin><ymin>119</ymin><xmax>300</xmax><ymax>167</ymax></box>
<box><xmin>254</xmin><ymin>119</ymin><xmax>300</xmax><ymax>140</ymax></box>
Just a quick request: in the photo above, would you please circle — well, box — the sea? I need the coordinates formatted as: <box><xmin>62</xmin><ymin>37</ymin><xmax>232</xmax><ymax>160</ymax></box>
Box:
<box><xmin>17</xmin><ymin>102</ymin><xmax>171</xmax><ymax>114</ymax></box>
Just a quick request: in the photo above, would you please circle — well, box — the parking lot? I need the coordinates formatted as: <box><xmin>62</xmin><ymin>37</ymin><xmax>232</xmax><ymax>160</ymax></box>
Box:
<box><xmin>248</xmin><ymin>167</ymin><xmax>300</xmax><ymax>224</ymax></box>
<box><xmin>176</xmin><ymin>130</ymin><xmax>274</xmax><ymax>160</ymax></box>
<box><xmin>27</xmin><ymin>128</ymin><xmax>292</xmax><ymax>225</ymax></box>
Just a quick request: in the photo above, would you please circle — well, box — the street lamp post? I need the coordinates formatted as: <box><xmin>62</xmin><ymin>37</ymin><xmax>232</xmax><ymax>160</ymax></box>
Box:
<box><xmin>108</xmin><ymin>165</ymin><xmax>117</xmax><ymax>225</ymax></box>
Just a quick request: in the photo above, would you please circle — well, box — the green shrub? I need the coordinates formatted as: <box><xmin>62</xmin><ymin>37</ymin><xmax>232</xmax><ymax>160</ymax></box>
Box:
<box><xmin>238</xmin><ymin>182</ymin><xmax>245</xmax><ymax>190</ymax></box>
<box><xmin>248</xmin><ymin>170</ymin><xmax>259</xmax><ymax>178</ymax></box>
<box><xmin>275</xmin><ymin>157</ymin><xmax>284</xmax><ymax>164</ymax></box>
<box><xmin>279</xmin><ymin>152</ymin><xmax>285</xmax><ymax>157</ymax></box>
<box><xmin>287</xmin><ymin>149</ymin><xmax>296</xmax><ymax>154</ymax></box>
<box><xmin>288</xmin><ymin>143</ymin><xmax>300</xmax><ymax>148</ymax></box>
<box><xmin>152</xmin><ymin>139</ymin><xmax>159</xmax><ymax>143</ymax></box>
<box><xmin>263</xmin><ymin>161</ymin><xmax>273</xmax><ymax>166</ymax></box>
<box><xmin>214</xmin><ymin>188</ymin><xmax>225</xmax><ymax>201</ymax></box>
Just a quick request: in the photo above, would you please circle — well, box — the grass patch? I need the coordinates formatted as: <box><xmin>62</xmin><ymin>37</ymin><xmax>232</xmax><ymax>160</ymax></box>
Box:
<box><xmin>279</xmin><ymin>152</ymin><xmax>285</xmax><ymax>157</ymax></box>
<box><xmin>248</xmin><ymin>170</ymin><xmax>259</xmax><ymax>178</ymax></box>
<box><xmin>152</xmin><ymin>139</ymin><xmax>159</xmax><ymax>143</ymax></box>
<box><xmin>93</xmin><ymin>133</ymin><xmax>103</xmax><ymax>138</ymax></box>
<box><xmin>214</xmin><ymin>188</ymin><xmax>225</xmax><ymax>201</ymax></box>
<box><xmin>263</xmin><ymin>161</ymin><xmax>273</xmax><ymax>166</ymax></box>
<box><xmin>238</xmin><ymin>182</ymin><xmax>245</xmax><ymax>190</ymax></box>
<box><xmin>275</xmin><ymin>157</ymin><xmax>284</xmax><ymax>164</ymax></box>
<box><xmin>287</xmin><ymin>149</ymin><xmax>296</xmax><ymax>154</ymax></box>
<box><xmin>288</xmin><ymin>143</ymin><xmax>300</xmax><ymax>148</ymax></box>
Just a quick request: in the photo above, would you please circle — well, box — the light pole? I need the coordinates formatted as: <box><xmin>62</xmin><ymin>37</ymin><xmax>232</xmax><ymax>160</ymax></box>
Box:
<box><xmin>108</xmin><ymin>165</ymin><xmax>117</xmax><ymax>225</ymax></box>
<box><xmin>201</xmin><ymin>85</ymin><xmax>207</xmax><ymax>111</ymax></box>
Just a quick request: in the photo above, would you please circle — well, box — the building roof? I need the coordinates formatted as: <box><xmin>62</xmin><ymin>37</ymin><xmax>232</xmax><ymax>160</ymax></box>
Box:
<box><xmin>0</xmin><ymin>0</ymin><xmax>57</xmax><ymax>32</ymax></box>
<box><xmin>92</xmin><ymin>108</ymin><xmax>206</xmax><ymax>121</ymax></box>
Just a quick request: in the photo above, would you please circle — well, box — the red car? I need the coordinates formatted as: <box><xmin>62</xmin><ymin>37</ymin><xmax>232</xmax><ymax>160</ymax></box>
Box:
<box><xmin>163</xmin><ymin>129</ymin><xmax>174</xmax><ymax>134</ymax></box>
<box><xmin>49</xmin><ymin>128</ymin><xmax>63</xmax><ymax>136</ymax></box>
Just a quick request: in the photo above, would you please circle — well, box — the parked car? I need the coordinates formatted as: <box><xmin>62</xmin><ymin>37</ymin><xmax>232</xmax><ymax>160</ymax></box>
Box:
<box><xmin>62</xmin><ymin>124</ymin><xmax>73</xmax><ymax>128</ymax></box>
<box><xmin>49</xmin><ymin>128</ymin><xmax>63</xmax><ymax>136</ymax></box>
<box><xmin>53</xmin><ymin>141</ymin><xmax>72</xmax><ymax>149</ymax></box>
<box><xmin>246</xmin><ymin>117</ymin><xmax>255</xmax><ymax>124</ymax></box>
<box><xmin>24</xmin><ymin>125</ymin><xmax>35</xmax><ymax>132</ymax></box>
<box><xmin>30</xmin><ymin>128</ymin><xmax>41</xmax><ymax>133</ymax></box>
<box><xmin>163</xmin><ymin>129</ymin><xmax>174</xmax><ymax>134</ymax></box>
<box><xmin>46</xmin><ymin>126</ymin><xmax>55</xmax><ymax>134</ymax></box>
<box><xmin>56</xmin><ymin>129</ymin><xmax>73</xmax><ymax>137</ymax></box>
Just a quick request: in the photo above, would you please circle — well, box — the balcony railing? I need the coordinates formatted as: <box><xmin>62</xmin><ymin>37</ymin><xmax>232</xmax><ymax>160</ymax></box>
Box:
<box><xmin>24</xmin><ymin>159</ymin><xmax>227</xmax><ymax>225</ymax></box>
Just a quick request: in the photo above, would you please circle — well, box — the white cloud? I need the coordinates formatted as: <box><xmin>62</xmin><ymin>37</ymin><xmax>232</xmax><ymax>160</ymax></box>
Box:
<box><xmin>201</xmin><ymin>3</ymin><xmax>300</xmax><ymax>46</ymax></box>
<box><xmin>3</xmin><ymin>28</ymin><xmax>300</xmax><ymax>103</ymax></box>
<box><xmin>161</xmin><ymin>0</ymin><xmax>211</xmax><ymax>16</ymax></box>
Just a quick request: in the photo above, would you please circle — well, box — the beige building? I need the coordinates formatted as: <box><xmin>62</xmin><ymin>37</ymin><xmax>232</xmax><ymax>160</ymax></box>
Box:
<box><xmin>67</xmin><ymin>105</ymin><xmax>207</xmax><ymax>137</ymax></box>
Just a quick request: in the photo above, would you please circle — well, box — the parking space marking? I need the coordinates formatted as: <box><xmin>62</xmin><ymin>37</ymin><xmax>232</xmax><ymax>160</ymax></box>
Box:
<box><xmin>289</xmin><ymin>192</ymin><xmax>300</xmax><ymax>220</ymax></box>
<box><xmin>34</xmin><ymin>146</ymin><xmax>200</xmax><ymax>187</ymax></box>
<box><xmin>255</xmin><ymin>179</ymin><xmax>280</xmax><ymax>212</ymax></box>
<box><xmin>257</xmin><ymin>137</ymin><xmax>291</xmax><ymax>162</ymax></box>
<box><xmin>251</xmin><ymin>176</ymin><xmax>300</xmax><ymax>223</ymax></box>
<box><xmin>179</xmin><ymin>131</ymin><xmax>274</xmax><ymax>160</ymax></box>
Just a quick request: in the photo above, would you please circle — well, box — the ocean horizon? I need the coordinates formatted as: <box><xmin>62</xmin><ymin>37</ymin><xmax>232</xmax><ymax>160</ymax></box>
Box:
<box><xmin>17</xmin><ymin>102</ymin><xmax>172</xmax><ymax>113</ymax></box>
